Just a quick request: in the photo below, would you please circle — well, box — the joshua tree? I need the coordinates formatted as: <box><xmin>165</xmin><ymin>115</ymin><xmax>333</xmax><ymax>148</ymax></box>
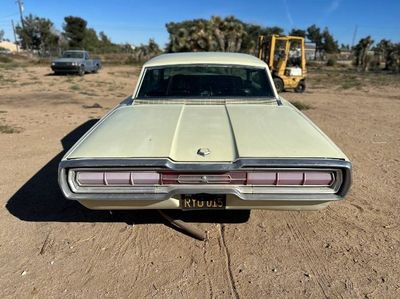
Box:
<box><xmin>374</xmin><ymin>39</ymin><xmax>392</xmax><ymax>69</ymax></box>
<box><xmin>353</xmin><ymin>36</ymin><xmax>374</xmax><ymax>71</ymax></box>
<box><xmin>166</xmin><ymin>16</ymin><xmax>248</xmax><ymax>53</ymax></box>
<box><xmin>209</xmin><ymin>16</ymin><xmax>245</xmax><ymax>52</ymax></box>
<box><xmin>131</xmin><ymin>39</ymin><xmax>161</xmax><ymax>62</ymax></box>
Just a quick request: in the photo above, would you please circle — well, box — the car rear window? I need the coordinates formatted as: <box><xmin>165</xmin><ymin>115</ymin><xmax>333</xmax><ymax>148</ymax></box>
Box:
<box><xmin>62</xmin><ymin>51</ymin><xmax>84</xmax><ymax>59</ymax></box>
<box><xmin>137</xmin><ymin>65</ymin><xmax>274</xmax><ymax>99</ymax></box>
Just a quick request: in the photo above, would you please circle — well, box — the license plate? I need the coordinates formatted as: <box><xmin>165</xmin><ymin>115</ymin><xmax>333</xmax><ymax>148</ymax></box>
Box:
<box><xmin>180</xmin><ymin>194</ymin><xmax>226</xmax><ymax>210</ymax></box>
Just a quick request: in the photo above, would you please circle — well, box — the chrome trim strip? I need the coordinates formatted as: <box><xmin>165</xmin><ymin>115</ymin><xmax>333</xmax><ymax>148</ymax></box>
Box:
<box><xmin>68</xmin><ymin>168</ymin><xmax>341</xmax><ymax>194</ymax></box>
<box><xmin>58</xmin><ymin>158</ymin><xmax>352</xmax><ymax>201</ymax></box>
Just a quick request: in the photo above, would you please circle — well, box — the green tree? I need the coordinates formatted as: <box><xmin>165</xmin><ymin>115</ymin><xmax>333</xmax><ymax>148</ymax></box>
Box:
<box><xmin>321</xmin><ymin>27</ymin><xmax>338</xmax><ymax>54</ymax></box>
<box><xmin>166</xmin><ymin>16</ymin><xmax>283</xmax><ymax>54</ymax></box>
<box><xmin>0</xmin><ymin>29</ymin><xmax>4</xmax><ymax>41</ymax></box>
<box><xmin>97</xmin><ymin>31</ymin><xmax>121</xmax><ymax>53</ymax></box>
<box><xmin>289</xmin><ymin>28</ymin><xmax>306</xmax><ymax>37</ymax></box>
<box><xmin>242</xmin><ymin>24</ymin><xmax>283</xmax><ymax>55</ymax></box>
<box><xmin>99</xmin><ymin>31</ymin><xmax>112</xmax><ymax>46</ymax></box>
<box><xmin>340</xmin><ymin>44</ymin><xmax>350</xmax><ymax>50</ymax></box>
<box><xmin>306</xmin><ymin>24</ymin><xmax>322</xmax><ymax>58</ymax></box>
<box><xmin>15</xmin><ymin>14</ymin><xmax>58</xmax><ymax>52</ymax></box>
<box><xmin>63</xmin><ymin>16</ymin><xmax>87</xmax><ymax>48</ymax></box>
<box><xmin>130</xmin><ymin>39</ymin><xmax>162</xmax><ymax>62</ymax></box>
<box><xmin>63</xmin><ymin>17</ymin><xmax>121</xmax><ymax>53</ymax></box>
<box><xmin>82</xmin><ymin>28</ymin><xmax>99</xmax><ymax>51</ymax></box>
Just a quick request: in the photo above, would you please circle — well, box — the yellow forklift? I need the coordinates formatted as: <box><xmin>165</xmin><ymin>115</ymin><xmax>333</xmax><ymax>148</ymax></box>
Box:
<box><xmin>258</xmin><ymin>34</ymin><xmax>307</xmax><ymax>93</ymax></box>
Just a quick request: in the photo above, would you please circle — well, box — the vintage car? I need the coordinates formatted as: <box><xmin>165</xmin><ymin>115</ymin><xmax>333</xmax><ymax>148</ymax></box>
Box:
<box><xmin>58</xmin><ymin>52</ymin><xmax>351</xmax><ymax>211</ymax></box>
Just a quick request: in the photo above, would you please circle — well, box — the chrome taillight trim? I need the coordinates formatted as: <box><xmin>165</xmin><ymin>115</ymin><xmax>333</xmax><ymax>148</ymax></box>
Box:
<box><xmin>66</xmin><ymin>168</ymin><xmax>343</xmax><ymax>196</ymax></box>
<box><xmin>58</xmin><ymin>158</ymin><xmax>352</xmax><ymax>201</ymax></box>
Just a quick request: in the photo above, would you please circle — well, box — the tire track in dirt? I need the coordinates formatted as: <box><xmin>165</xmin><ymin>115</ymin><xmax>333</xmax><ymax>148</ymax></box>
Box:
<box><xmin>81</xmin><ymin>223</ymin><xmax>138</xmax><ymax>286</ymax></box>
<box><xmin>218</xmin><ymin>224</ymin><xmax>240</xmax><ymax>299</ymax></box>
<box><xmin>284</xmin><ymin>212</ymin><xmax>343</xmax><ymax>299</ymax></box>
<box><xmin>81</xmin><ymin>224</ymin><xmax>112</xmax><ymax>287</ymax></box>
<box><xmin>201</xmin><ymin>237</ymin><xmax>215</xmax><ymax>299</ymax></box>
<box><xmin>126</xmin><ymin>226</ymin><xmax>153</xmax><ymax>288</ymax></box>
<box><xmin>326</xmin><ymin>205</ymin><xmax>366</xmax><ymax>233</ymax></box>
<box><xmin>324</xmin><ymin>207</ymin><xmax>378</xmax><ymax>298</ymax></box>
<box><xmin>81</xmin><ymin>222</ymin><xmax>154</xmax><ymax>295</ymax></box>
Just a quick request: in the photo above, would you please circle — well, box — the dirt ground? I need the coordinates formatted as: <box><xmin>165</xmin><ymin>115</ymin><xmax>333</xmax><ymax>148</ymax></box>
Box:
<box><xmin>0</xmin><ymin>64</ymin><xmax>399</xmax><ymax>298</ymax></box>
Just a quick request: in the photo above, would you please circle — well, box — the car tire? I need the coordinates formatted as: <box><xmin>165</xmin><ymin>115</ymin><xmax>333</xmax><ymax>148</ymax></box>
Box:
<box><xmin>93</xmin><ymin>64</ymin><xmax>99</xmax><ymax>73</ymax></box>
<box><xmin>273</xmin><ymin>77</ymin><xmax>284</xmax><ymax>93</ymax></box>
<box><xmin>78</xmin><ymin>65</ymin><xmax>85</xmax><ymax>76</ymax></box>
<box><xmin>295</xmin><ymin>80</ymin><xmax>306</xmax><ymax>93</ymax></box>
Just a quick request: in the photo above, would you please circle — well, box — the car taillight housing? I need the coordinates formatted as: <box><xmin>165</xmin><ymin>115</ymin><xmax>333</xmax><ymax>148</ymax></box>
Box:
<box><xmin>76</xmin><ymin>171</ymin><xmax>160</xmax><ymax>186</ymax></box>
<box><xmin>74</xmin><ymin>170</ymin><xmax>334</xmax><ymax>187</ymax></box>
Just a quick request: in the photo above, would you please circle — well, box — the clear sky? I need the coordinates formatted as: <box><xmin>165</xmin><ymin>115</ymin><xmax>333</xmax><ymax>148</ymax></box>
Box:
<box><xmin>1</xmin><ymin>0</ymin><xmax>399</xmax><ymax>48</ymax></box>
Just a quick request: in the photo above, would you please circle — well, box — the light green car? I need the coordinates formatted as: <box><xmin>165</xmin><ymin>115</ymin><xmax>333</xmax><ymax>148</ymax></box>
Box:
<box><xmin>58</xmin><ymin>52</ymin><xmax>351</xmax><ymax>211</ymax></box>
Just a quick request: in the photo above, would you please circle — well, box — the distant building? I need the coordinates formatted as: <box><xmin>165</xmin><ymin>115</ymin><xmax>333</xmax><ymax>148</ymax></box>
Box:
<box><xmin>338</xmin><ymin>49</ymin><xmax>352</xmax><ymax>60</ymax></box>
<box><xmin>305</xmin><ymin>42</ymin><xmax>316</xmax><ymax>60</ymax></box>
<box><xmin>0</xmin><ymin>41</ymin><xmax>18</xmax><ymax>52</ymax></box>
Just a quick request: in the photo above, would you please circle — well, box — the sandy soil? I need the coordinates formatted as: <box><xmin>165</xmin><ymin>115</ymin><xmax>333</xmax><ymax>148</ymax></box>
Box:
<box><xmin>0</xmin><ymin>65</ymin><xmax>399</xmax><ymax>298</ymax></box>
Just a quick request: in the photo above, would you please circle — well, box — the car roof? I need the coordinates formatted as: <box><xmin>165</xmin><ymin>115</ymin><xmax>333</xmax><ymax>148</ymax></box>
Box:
<box><xmin>143</xmin><ymin>52</ymin><xmax>267</xmax><ymax>68</ymax></box>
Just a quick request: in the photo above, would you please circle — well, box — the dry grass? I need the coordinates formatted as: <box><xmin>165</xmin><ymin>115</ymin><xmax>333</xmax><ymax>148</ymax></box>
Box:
<box><xmin>308</xmin><ymin>66</ymin><xmax>400</xmax><ymax>90</ymax></box>
<box><xmin>0</xmin><ymin>74</ymin><xmax>17</xmax><ymax>84</ymax></box>
<box><xmin>0</xmin><ymin>56</ymin><xmax>13</xmax><ymax>63</ymax></box>
<box><xmin>0</xmin><ymin>123</ymin><xmax>20</xmax><ymax>134</ymax></box>
<box><xmin>70</xmin><ymin>84</ymin><xmax>81</xmax><ymax>91</ymax></box>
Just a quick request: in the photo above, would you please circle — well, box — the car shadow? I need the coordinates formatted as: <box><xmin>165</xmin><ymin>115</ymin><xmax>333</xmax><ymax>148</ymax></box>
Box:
<box><xmin>45</xmin><ymin>72</ymin><xmax>97</xmax><ymax>77</ymax></box>
<box><xmin>6</xmin><ymin>120</ymin><xmax>250</xmax><ymax>226</ymax></box>
<box><xmin>44</xmin><ymin>73</ymin><xmax>72</xmax><ymax>77</ymax></box>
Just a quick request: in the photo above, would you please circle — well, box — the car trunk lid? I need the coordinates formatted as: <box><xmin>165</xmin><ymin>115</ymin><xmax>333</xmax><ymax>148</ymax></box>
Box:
<box><xmin>66</xmin><ymin>103</ymin><xmax>347</xmax><ymax>162</ymax></box>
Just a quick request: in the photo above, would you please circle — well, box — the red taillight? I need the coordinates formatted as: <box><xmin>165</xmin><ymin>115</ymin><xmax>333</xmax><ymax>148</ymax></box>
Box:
<box><xmin>75</xmin><ymin>170</ymin><xmax>333</xmax><ymax>187</ymax></box>
<box><xmin>106</xmin><ymin>172</ymin><xmax>130</xmax><ymax>184</ymax></box>
<box><xmin>246</xmin><ymin>172</ymin><xmax>276</xmax><ymax>185</ymax></box>
<box><xmin>76</xmin><ymin>171</ymin><xmax>160</xmax><ymax>186</ymax></box>
<box><xmin>76</xmin><ymin>172</ymin><xmax>104</xmax><ymax>185</ymax></box>
<box><xmin>303</xmin><ymin>172</ymin><xmax>333</xmax><ymax>185</ymax></box>
<box><xmin>246</xmin><ymin>171</ymin><xmax>333</xmax><ymax>186</ymax></box>
<box><xmin>161</xmin><ymin>172</ymin><xmax>246</xmax><ymax>185</ymax></box>
<box><xmin>131</xmin><ymin>172</ymin><xmax>160</xmax><ymax>184</ymax></box>
<box><xmin>277</xmin><ymin>172</ymin><xmax>304</xmax><ymax>185</ymax></box>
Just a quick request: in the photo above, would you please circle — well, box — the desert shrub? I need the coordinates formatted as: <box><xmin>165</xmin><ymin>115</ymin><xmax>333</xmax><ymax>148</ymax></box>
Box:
<box><xmin>0</xmin><ymin>123</ymin><xmax>21</xmax><ymax>134</ymax></box>
<box><xmin>0</xmin><ymin>56</ymin><xmax>13</xmax><ymax>63</ymax></box>
<box><xmin>326</xmin><ymin>57</ymin><xmax>336</xmax><ymax>66</ymax></box>
<box><xmin>124</xmin><ymin>55</ymin><xmax>136</xmax><ymax>65</ymax></box>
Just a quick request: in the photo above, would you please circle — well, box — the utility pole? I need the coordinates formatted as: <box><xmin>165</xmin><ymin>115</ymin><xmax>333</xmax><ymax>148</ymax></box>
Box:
<box><xmin>16</xmin><ymin>0</ymin><xmax>26</xmax><ymax>50</ymax></box>
<box><xmin>16</xmin><ymin>0</ymin><xmax>25</xmax><ymax>29</ymax></box>
<box><xmin>351</xmin><ymin>25</ymin><xmax>358</xmax><ymax>49</ymax></box>
<box><xmin>11</xmin><ymin>20</ymin><xmax>19</xmax><ymax>52</ymax></box>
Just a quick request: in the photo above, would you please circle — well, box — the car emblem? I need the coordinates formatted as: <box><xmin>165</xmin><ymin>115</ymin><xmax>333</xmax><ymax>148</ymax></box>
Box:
<box><xmin>197</xmin><ymin>148</ymin><xmax>211</xmax><ymax>157</ymax></box>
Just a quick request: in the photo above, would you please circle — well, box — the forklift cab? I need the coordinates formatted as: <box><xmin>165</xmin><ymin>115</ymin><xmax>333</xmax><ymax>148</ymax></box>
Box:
<box><xmin>258</xmin><ymin>35</ymin><xmax>307</xmax><ymax>93</ymax></box>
